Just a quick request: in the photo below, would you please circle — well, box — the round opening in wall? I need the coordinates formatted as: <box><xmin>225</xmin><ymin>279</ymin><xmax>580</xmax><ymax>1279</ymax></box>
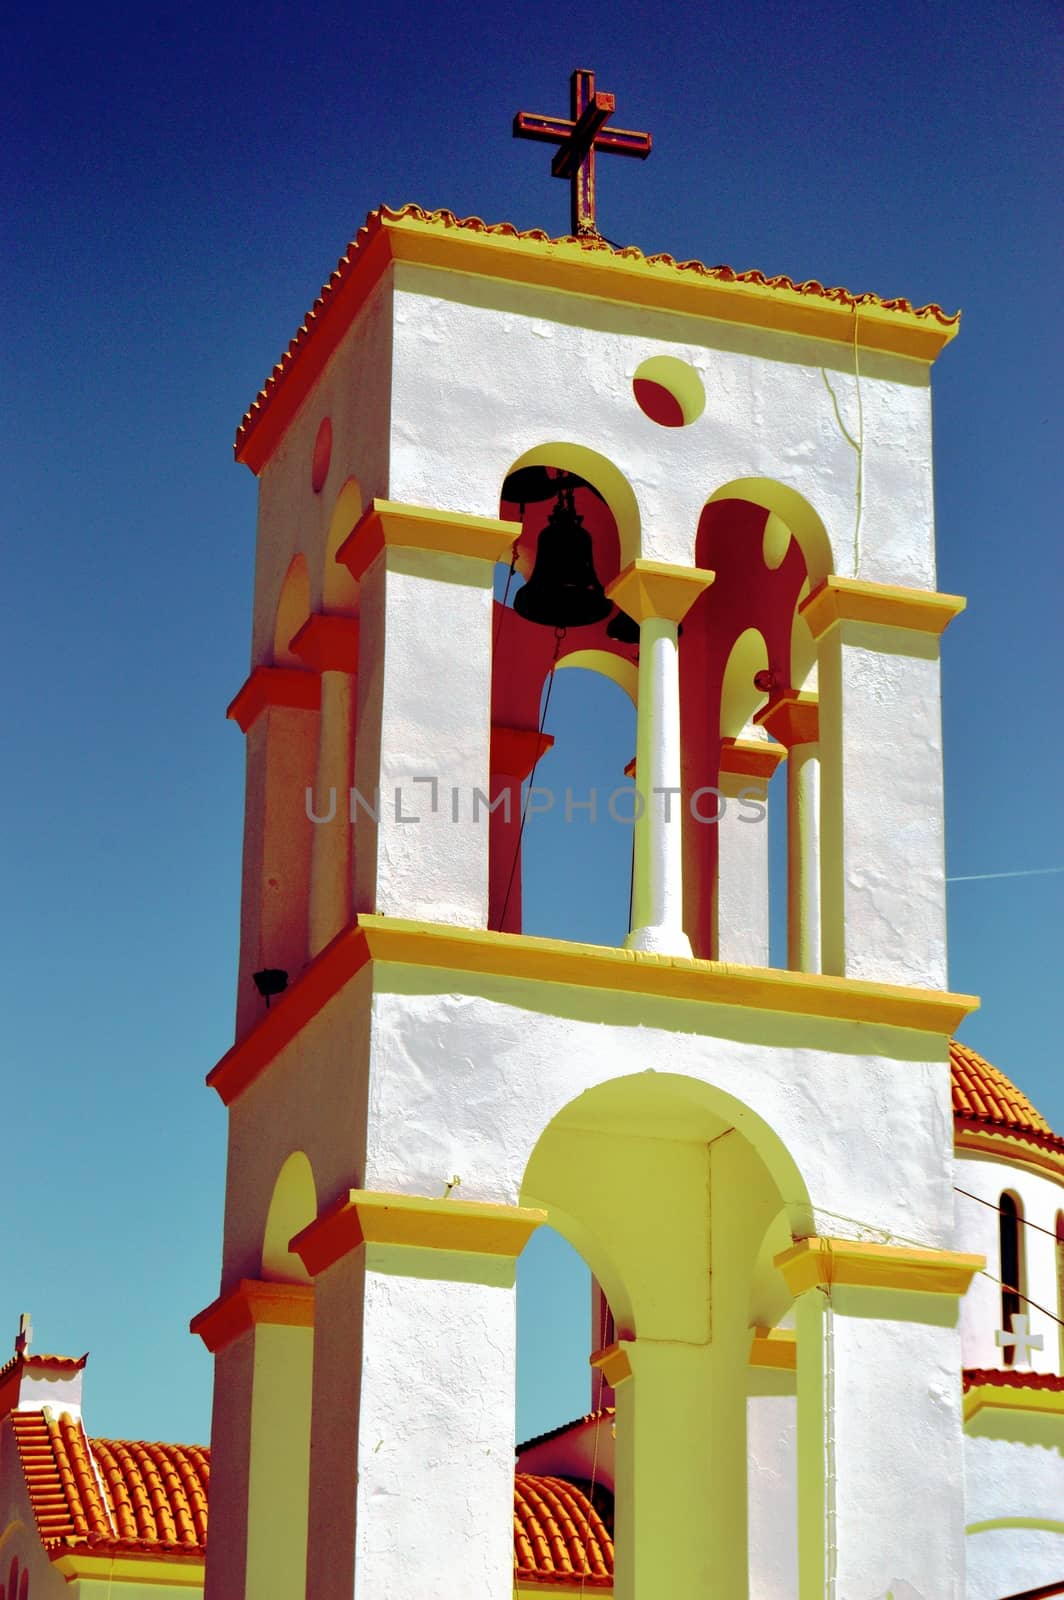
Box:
<box><xmin>311</xmin><ymin>416</ymin><xmax>332</xmax><ymax>493</ymax></box>
<box><xmin>632</xmin><ymin>356</ymin><xmax>705</xmax><ymax>428</ymax></box>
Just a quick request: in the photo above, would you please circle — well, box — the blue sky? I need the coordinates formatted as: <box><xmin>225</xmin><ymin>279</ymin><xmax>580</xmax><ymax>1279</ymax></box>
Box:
<box><xmin>3</xmin><ymin>0</ymin><xmax>1061</xmax><ymax>1446</ymax></box>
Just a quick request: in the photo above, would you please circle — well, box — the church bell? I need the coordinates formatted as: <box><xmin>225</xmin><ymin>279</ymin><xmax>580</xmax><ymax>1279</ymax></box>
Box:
<box><xmin>513</xmin><ymin>481</ymin><xmax>612</xmax><ymax>629</ymax></box>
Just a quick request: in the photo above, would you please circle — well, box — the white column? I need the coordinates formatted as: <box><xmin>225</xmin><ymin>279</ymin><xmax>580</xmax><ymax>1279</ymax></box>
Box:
<box><xmin>715</xmin><ymin>736</ymin><xmax>786</xmax><ymax>965</ymax></box>
<box><xmin>755</xmin><ymin>692</ymin><xmax>820</xmax><ymax>973</ymax></box>
<box><xmin>295</xmin><ymin>1191</ymin><xmax>543</xmax><ymax>1600</ymax></box>
<box><xmin>606</xmin><ymin>561</ymin><xmax>714</xmax><ymax>957</ymax></box>
<box><xmin>338</xmin><ymin>502</ymin><xmax>520</xmax><ymax>929</ymax></box>
<box><xmin>291</xmin><ymin>615</ymin><xmax>361</xmax><ymax>958</ymax></box>
<box><xmin>194</xmin><ymin>1280</ymin><xmax>315</xmax><ymax>1600</ymax></box>
<box><xmin>776</xmin><ymin>1237</ymin><xmax>982</xmax><ymax>1600</ymax></box>
<box><xmin>802</xmin><ymin>578</ymin><xmax>964</xmax><ymax>987</ymax></box>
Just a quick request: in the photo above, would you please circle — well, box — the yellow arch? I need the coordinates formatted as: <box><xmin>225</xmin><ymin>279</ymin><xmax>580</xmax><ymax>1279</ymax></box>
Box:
<box><xmin>323</xmin><ymin>477</ymin><xmax>362</xmax><ymax>612</ymax></box>
<box><xmin>720</xmin><ymin>626</ymin><xmax>769</xmax><ymax>737</ymax></box>
<box><xmin>556</xmin><ymin>648</ymin><xmax>638</xmax><ymax>705</ymax></box>
<box><xmin>704</xmin><ymin>478</ymin><xmax>833</xmax><ymax>587</ymax></box>
<box><xmin>504</xmin><ymin>442</ymin><xmax>641</xmax><ymax>568</ymax></box>
<box><xmin>261</xmin><ymin>1150</ymin><xmax>317</xmax><ymax>1283</ymax></box>
<box><xmin>273</xmin><ymin>554</ymin><xmax>311</xmax><ymax>665</ymax></box>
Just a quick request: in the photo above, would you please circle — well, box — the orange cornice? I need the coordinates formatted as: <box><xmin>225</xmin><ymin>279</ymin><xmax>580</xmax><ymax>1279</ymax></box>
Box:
<box><xmin>289</xmin><ymin>614</ymin><xmax>360</xmax><ymax>674</ymax></box>
<box><xmin>190</xmin><ymin>1278</ymin><xmax>314</xmax><ymax>1352</ymax></box>
<box><xmin>291</xmin><ymin>1189</ymin><xmax>546</xmax><ymax>1274</ymax></box>
<box><xmin>226</xmin><ymin>665</ymin><xmax>320</xmax><ymax>732</ymax></box>
<box><xmin>589</xmin><ymin>1342</ymin><xmax>633</xmax><ymax>1388</ymax></box>
<box><xmin>954</xmin><ymin>1124</ymin><xmax>1064</xmax><ymax>1181</ymax></box>
<box><xmin>605</xmin><ymin>560</ymin><xmax>714</xmax><ymax>625</ymax></box>
<box><xmin>208</xmin><ymin>915</ymin><xmax>979</xmax><ymax>1107</ymax></box>
<box><xmin>718</xmin><ymin>737</ymin><xmax>787</xmax><ymax>781</ymax></box>
<box><xmin>754</xmin><ymin>691</ymin><xmax>819</xmax><ymax>748</ymax></box>
<box><xmin>235</xmin><ymin>205</ymin><xmax>961</xmax><ymax>475</ymax></box>
<box><xmin>492</xmin><ymin>725</ymin><xmax>555</xmax><ymax>779</ymax></box>
<box><xmin>800</xmin><ymin>577</ymin><xmax>966</xmax><ymax>640</ymax></box>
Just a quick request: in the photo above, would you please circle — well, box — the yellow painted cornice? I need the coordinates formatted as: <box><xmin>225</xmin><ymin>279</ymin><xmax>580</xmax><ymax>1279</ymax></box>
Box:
<box><xmin>963</xmin><ymin>1375</ymin><xmax>1064</xmax><ymax>1424</ymax></box>
<box><xmin>605</xmin><ymin>560</ymin><xmax>714</xmax><ymax>624</ymax></box>
<box><xmin>190</xmin><ymin>1278</ymin><xmax>314</xmax><ymax>1351</ymax></box>
<box><xmin>718</xmin><ymin>737</ymin><xmax>787</xmax><ymax>781</ymax></box>
<box><xmin>954</xmin><ymin>1125</ymin><xmax>1064</xmax><ymax>1182</ymax></box>
<box><xmin>749</xmin><ymin>1327</ymin><xmax>798</xmax><ymax>1370</ymax></box>
<box><xmin>800</xmin><ymin>576</ymin><xmax>966</xmax><ymax>640</ymax></box>
<box><xmin>51</xmin><ymin>1552</ymin><xmax>205</xmax><ymax>1583</ymax></box>
<box><xmin>337</xmin><ymin>498</ymin><xmax>520</xmax><ymax>581</ymax></box>
<box><xmin>236</xmin><ymin>206</ymin><xmax>961</xmax><ymax>474</ymax></box>
<box><xmin>775</xmin><ymin>1236</ymin><xmax>985</xmax><ymax>1297</ymax></box>
<box><xmin>207</xmin><ymin>915</ymin><xmax>980</xmax><ymax>1105</ymax></box>
<box><xmin>590</xmin><ymin>1342</ymin><xmax>634</xmax><ymax>1387</ymax></box>
<box><xmin>754</xmin><ymin>691</ymin><xmax>819</xmax><ymax>748</ymax></box>
<box><xmin>291</xmin><ymin>1189</ymin><xmax>546</xmax><ymax>1275</ymax></box>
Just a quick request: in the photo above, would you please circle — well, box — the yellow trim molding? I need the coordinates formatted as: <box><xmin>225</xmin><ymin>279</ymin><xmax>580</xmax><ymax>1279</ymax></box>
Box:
<box><xmin>749</xmin><ymin>1327</ymin><xmax>798</xmax><ymax>1370</ymax></box>
<box><xmin>774</xmin><ymin>1236</ymin><xmax>985</xmax><ymax>1297</ymax></box>
<box><xmin>718</xmin><ymin>737</ymin><xmax>787</xmax><ymax>780</ymax></box>
<box><xmin>190</xmin><ymin>1278</ymin><xmax>314</xmax><ymax>1352</ymax></box>
<box><xmin>964</xmin><ymin>1379</ymin><xmax>1064</xmax><ymax>1425</ymax></box>
<box><xmin>291</xmin><ymin>1189</ymin><xmax>546</xmax><ymax>1275</ymax></box>
<box><xmin>51</xmin><ymin>1552</ymin><xmax>205</xmax><ymax>1584</ymax></box>
<box><xmin>800</xmin><ymin>576</ymin><xmax>966</xmax><ymax>640</ymax></box>
<box><xmin>755</xmin><ymin>691</ymin><xmax>819</xmax><ymax>748</ymax></box>
<box><xmin>337</xmin><ymin>498</ymin><xmax>520</xmax><ymax>581</ymax></box>
<box><xmin>605</xmin><ymin>560</ymin><xmax>714</xmax><ymax>624</ymax></box>
<box><xmin>207</xmin><ymin>915</ymin><xmax>980</xmax><ymax>1105</ymax></box>
<box><xmin>955</xmin><ymin>1125</ymin><xmax>1064</xmax><ymax>1182</ymax></box>
<box><xmin>590</xmin><ymin>1342</ymin><xmax>634</xmax><ymax>1387</ymax></box>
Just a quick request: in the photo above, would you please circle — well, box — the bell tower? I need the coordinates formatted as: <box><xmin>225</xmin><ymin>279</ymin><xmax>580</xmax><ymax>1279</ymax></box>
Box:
<box><xmin>194</xmin><ymin>74</ymin><xmax>984</xmax><ymax>1600</ymax></box>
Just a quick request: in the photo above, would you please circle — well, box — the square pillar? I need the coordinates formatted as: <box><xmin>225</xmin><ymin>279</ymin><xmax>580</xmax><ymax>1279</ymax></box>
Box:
<box><xmin>227</xmin><ymin>669</ymin><xmax>321</xmax><ymax>1037</ymax></box>
<box><xmin>756</xmin><ymin>692</ymin><xmax>821</xmax><ymax>973</ymax></box>
<box><xmin>338</xmin><ymin>502</ymin><xmax>520</xmax><ymax>928</ymax></box>
<box><xmin>193</xmin><ymin>1280</ymin><xmax>315</xmax><ymax>1600</ymax></box>
<box><xmin>291</xmin><ymin>615</ymin><xmax>361</xmax><ymax>958</ymax></box>
<box><xmin>802</xmin><ymin>579</ymin><xmax>964</xmax><ymax>987</ymax></box>
<box><xmin>293</xmin><ymin>1190</ymin><xmax>544</xmax><ymax>1600</ymax></box>
<box><xmin>714</xmin><ymin>736</ymin><xmax>786</xmax><ymax>965</ymax></box>
<box><xmin>776</xmin><ymin>1236</ymin><xmax>983</xmax><ymax>1599</ymax></box>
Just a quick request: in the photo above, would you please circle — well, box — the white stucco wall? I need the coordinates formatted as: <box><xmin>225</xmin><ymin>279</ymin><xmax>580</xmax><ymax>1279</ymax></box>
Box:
<box><xmin>955</xmin><ymin>1150</ymin><xmax>1064</xmax><ymax>1373</ymax></box>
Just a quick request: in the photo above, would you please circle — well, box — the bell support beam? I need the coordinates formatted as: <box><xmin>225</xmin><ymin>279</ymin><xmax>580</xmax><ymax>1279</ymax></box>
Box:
<box><xmin>606</xmin><ymin>562</ymin><xmax>714</xmax><ymax>957</ymax></box>
<box><xmin>755</xmin><ymin>692</ymin><xmax>821</xmax><ymax>973</ymax></box>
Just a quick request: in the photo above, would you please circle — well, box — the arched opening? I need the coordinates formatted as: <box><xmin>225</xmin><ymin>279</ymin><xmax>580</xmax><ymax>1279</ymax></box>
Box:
<box><xmin>518</xmin><ymin>1070</ymin><xmax>809</xmax><ymax>1597</ymax></box>
<box><xmin>273</xmin><ymin>554</ymin><xmax>311</xmax><ymax>664</ymax></box>
<box><xmin>322</xmin><ymin>477</ymin><xmax>362</xmax><ymax>614</ymax></box>
<box><xmin>999</xmin><ymin>1190</ymin><xmax>1024</xmax><ymax>1365</ymax></box>
<box><xmin>490</xmin><ymin>454</ymin><xmax>640</xmax><ymax>942</ymax></box>
<box><xmin>261</xmin><ymin>1150</ymin><xmax>317</xmax><ymax>1282</ymax></box>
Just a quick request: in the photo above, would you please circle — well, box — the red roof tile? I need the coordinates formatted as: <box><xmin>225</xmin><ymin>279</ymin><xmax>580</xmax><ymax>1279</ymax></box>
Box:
<box><xmin>963</xmin><ymin>1368</ymin><xmax>1064</xmax><ymax>1394</ymax></box>
<box><xmin>514</xmin><ymin>1474</ymin><xmax>613</xmax><ymax>1587</ymax></box>
<box><xmin>518</xmin><ymin>1407</ymin><xmax>615</xmax><ymax>1454</ymax></box>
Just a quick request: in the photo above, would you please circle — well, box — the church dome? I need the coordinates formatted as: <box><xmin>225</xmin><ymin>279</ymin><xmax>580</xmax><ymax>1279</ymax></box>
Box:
<box><xmin>513</xmin><ymin>1473</ymin><xmax>613</xmax><ymax>1586</ymax></box>
<box><xmin>950</xmin><ymin>1037</ymin><xmax>1063</xmax><ymax>1159</ymax></box>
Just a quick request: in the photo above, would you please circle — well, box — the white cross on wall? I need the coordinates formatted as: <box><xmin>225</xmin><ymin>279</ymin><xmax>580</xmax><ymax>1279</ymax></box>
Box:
<box><xmin>995</xmin><ymin>1313</ymin><xmax>1044</xmax><ymax>1365</ymax></box>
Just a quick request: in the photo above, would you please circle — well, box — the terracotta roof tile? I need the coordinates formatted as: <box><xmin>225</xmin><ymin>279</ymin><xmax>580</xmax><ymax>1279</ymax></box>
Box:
<box><xmin>235</xmin><ymin>202</ymin><xmax>961</xmax><ymax>467</ymax></box>
<box><xmin>11</xmin><ymin>1411</ymin><xmax>208</xmax><ymax>1559</ymax></box>
<box><xmin>514</xmin><ymin>1474</ymin><xmax>613</xmax><ymax>1587</ymax></box>
<box><xmin>950</xmin><ymin>1038</ymin><xmax>1063</xmax><ymax>1152</ymax></box>
<box><xmin>963</xmin><ymin>1368</ymin><xmax>1064</xmax><ymax>1393</ymax></box>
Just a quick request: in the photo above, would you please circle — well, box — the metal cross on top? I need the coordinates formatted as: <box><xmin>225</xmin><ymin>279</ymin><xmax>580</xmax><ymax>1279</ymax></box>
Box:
<box><xmin>513</xmin><ymin>68</ymin><xmax>652</xmax><ymax>239</ymax></box>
